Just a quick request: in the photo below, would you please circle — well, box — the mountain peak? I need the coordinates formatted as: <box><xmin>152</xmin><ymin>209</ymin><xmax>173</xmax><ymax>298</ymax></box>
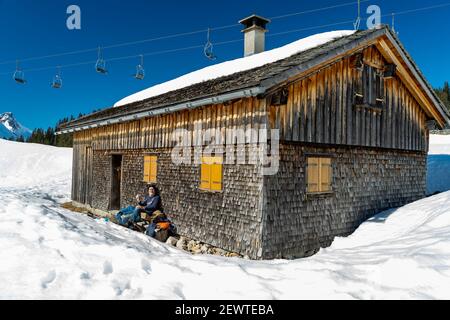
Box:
<box><xmin>0</xmin><ymin>112</ymin><xmax>31</xmax><ymax>139</ymax></box>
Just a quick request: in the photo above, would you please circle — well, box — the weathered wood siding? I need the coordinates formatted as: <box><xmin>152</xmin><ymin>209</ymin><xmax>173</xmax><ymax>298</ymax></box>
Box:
<box><xmin>73</xmin><ymin>97</ymin><xmax>267</xmax><ymax>151</ymax></box>
<box><xmin>268</xmin><ymin>46</ymin><xmax>429</xmax><ymax>152</ymax></box>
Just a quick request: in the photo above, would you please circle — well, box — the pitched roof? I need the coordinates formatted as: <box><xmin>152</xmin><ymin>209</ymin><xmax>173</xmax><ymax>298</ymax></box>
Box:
<box><xmin>59</xmin><ymin>26</ymin><xmax>449</xmax><ymax>132</ymax></box>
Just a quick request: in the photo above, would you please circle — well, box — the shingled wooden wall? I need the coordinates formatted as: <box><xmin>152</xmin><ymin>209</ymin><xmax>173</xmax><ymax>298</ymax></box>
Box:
<box><xmin>262</xmin><ymin>143</ymin><xmax>427</xmax><ymax>259</ymax></box>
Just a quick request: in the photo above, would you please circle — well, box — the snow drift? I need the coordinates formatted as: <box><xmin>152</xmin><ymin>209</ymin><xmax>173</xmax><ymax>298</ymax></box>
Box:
<box><xmin>0</xmin><ymin>136</ymin><xmax>450</xmax><ymax>299</ymax></box>
<box><xmin>427</xmin><ymin>134</ymin><xmax>450</xmax><ymax>195</ymax></box>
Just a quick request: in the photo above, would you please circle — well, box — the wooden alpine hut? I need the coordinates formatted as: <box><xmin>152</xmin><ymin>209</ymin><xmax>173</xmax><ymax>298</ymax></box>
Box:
<box><xmin>58</xmin><ymin>16</ymin><xmax>449</xmax><ymax>259</ymax></box>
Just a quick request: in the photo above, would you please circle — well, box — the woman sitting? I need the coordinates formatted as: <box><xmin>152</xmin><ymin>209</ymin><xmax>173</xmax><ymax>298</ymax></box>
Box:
<box><xmin>115</xmin><ymin>185</ymin><xmax>163</xmax><ymax>227</ymax></box>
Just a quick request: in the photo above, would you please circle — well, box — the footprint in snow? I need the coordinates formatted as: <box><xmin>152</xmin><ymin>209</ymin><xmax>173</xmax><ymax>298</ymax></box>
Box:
<box><xmin>141</xmin><ymin>259</ymin><xmax>152</xmax><ymax>274</ymax></box>
<box><xmin>103</xmin><ymin>261</ymin><xmax>113</xmax><ymax>275</ymax></box>
<box><xmin>80</xmin><ymin>272</ymin><xmax>91</xmax><ymax>280</ymax></box>
<box><xmin>41</xmin><ymin>270</ymin><xmax>56</xmax><ymax>289</ymax></box>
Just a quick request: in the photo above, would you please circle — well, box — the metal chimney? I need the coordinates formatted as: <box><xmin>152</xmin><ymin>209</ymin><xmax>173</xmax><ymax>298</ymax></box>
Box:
<box><xmin>239</xmin><ymin>14</ymin><xmax>271</xmax><ymax>57</ymax></box>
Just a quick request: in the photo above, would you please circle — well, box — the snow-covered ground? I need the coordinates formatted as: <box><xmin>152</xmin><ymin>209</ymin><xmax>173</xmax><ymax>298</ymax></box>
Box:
<box><xmin>1</xmin><ymin>136</ymin><xmax>450</xmax><ymax>299</ymax></box>
<box><xmin>428</xmin><ymin>134</ymin><xmax>450</xmax><ymax>195</ymax></box>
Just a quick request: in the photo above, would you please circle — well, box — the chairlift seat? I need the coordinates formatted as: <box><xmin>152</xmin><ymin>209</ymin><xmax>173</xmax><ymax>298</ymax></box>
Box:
<box><xmin>95</xmin><ymin>60</ymin><xmax>108</xmax><ymax>74</ymax></box>
<box><xmin>134</xmin><ymin>65</ymin><xmax>145</xmax><ymax>80</ymax></box>
<box><xmin>13</xmin><ymin>71</ymin><xmax>26</xmax><ymax>84</ymax></box>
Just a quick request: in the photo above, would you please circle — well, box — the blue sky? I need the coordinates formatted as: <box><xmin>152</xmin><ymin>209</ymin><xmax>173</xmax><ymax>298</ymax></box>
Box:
<box><xmin>0</xmin><ymin>0</ymin><xmax>449</xmax><ymax>129</ymax></box>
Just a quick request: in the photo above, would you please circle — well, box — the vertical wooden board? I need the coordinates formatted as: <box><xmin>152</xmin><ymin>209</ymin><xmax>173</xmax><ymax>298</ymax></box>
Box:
<box><xmin>210</xmin><ymin>105</ymin><xmax>217</xmax><ymax>146</ymax></box>
<box><xmin>346</xmin><ymin>60</ymin><xmax>353</xmax><ymax>145</ymax></box>
<box><xmin>301</xmin><ymin>80</ymin><xmax>307</xmax><ymax>142</ymax></box>
<box><xmin>315</xmin><ymin>73</ymin><xmax>322</xmax><ymax>143</ymax></box>
<box><xmin>238</xmin><ymin>99</ymin><xmax>245</xmax><ymax>144</ymax></box>
<box><xmin>323</xmin><ymin>68</ymin><xmax>330</xmax><ymax>144</ymax></box>
<box><xmin>341</xmin><ymin>59</ymin><xmax>348</xmax><ymax>145</ymax></box>
<box><xmin>393</xmin><ymin>80</ymin><xmax>398</xmax><ymax>149</ymax></box>
<box><xmin>401</xmin><ymin>86</ymin><xmax>406</xmax><ymax>149</ymax></box>
<box><xmin>292</xmin><ymin>82</ymin><xmax>300</xmax><ymax>141</ymax></box>
<box><xmin>330</xmin><ymin>65</ymin><xmax>336</xmax><ymax>145</ymax></box>
<box><xmin>140</xmin><ymin>119</ymin><xmax>145</xmax><ymax>148</ymax></box>
<box><xmin>360</xmin><ymin>108</ymin><xmax>366</xmax><ymax>146</ymax></box>
<box><xmin>381</xmin><ymin>80</ymin><xmax>392</xmax><ymax>148</ymax></box>
<box><xmin>310</xmin><ymin>74</ymin><xmax>317</xmax><ymax>143</ymax></box>
<box><xmin>250</xmin><ymin>99</ymin><xmax>258</xmax><ymax>144</ymax></box>
<box><xmin>414</xmin><ymin>103</ymin><xmax>419</xmax><ymax>150</ymax></box>
<box><xmin>233</xmin><ymin>101</ymin><xmax>239</xmax><ymax>144</ymax></box>
<box><xmin>192</xmin><ymin>109</ymin><xmax>198</xmax><ymax>147</ymax></box>
<box><xmin>220</xmin><ymin>104</ymin><xmax>226</xmax><ymax>146</ymax></box>
<box><xmin>335</xmin><ymin>62</ymin><xmax>342</xmax><ymax>144</ymax></box>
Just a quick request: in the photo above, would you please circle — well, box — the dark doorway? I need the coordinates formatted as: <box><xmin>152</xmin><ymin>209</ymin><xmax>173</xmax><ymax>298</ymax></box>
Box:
<box><xmin>110</xmin><ymin>155</ymin><xmax>122</xmax><ymax>210</ymax></box>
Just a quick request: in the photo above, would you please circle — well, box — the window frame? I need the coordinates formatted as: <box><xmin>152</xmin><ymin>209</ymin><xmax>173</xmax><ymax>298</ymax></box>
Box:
<box><xmin>306</xmin><ymin>155</ymin><xmax>333</xmax><ymax>195</ymax></box>
<box><xmin>199</xmin><ymin>156</ymin><xmax>224</xmax><ymax>193</ymax></box>
<box><xmin>354</xmin><ymin>63</ymin><xmax>385</xmax><ymax>112</ymax></box>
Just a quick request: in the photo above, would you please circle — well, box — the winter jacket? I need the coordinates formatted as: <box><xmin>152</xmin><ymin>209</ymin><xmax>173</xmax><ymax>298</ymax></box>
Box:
<box><xmin>142</xmin><ymin>195</ymin><xmax>163</xmax><ymax>214</ymax></box>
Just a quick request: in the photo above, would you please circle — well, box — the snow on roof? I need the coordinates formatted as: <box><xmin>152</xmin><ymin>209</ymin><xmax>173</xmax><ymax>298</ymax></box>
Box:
<box><xmin>114</xmin><ymin>30</ymin><xmax>355</xmax><ymax>107</ymax></box>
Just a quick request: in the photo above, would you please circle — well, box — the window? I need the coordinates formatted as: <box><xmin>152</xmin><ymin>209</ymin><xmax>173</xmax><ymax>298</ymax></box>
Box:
<box><xmin>200</xmin><ymin>156</ymin><xmax>223</xmax><ymax>192</ymax></box>
<box><xmin>355</xmin><ymin>64</ymin><xmax>384</xmax><ymax>109</ymax></box>
<box><xmin>307</xmin><ymin>157</ymin><xmax>332</xmax><ymax>194</ymax></box>
<box><xmin>143</xmin><ymin>155</ymin><xmax>157</xmax><ymax>183</ymax></box>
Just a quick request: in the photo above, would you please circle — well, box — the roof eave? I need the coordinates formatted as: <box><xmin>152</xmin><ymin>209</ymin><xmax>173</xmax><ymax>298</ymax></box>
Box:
<box><xmin>55</xmin><ymin>86</ymin><xmax>265</xmax><ymax>135</ymax></box>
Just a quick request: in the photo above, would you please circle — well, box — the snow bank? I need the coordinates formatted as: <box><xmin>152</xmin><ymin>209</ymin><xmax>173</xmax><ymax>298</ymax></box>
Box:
<box><xmin>1</xmin><ymin>136</ymin><xmax>450</xmax><ymax>299</ymax></box>
<box><xmin>114</xmin><ymin>30</ymin><xmax>355</xmax><ymax>107</ymax></box>
<box><xmin>0</xmin><ymin>139</ymin><xmax>72</xmax><ymax>190</ymax></box>
<box><xmin>427</xmin><ymin>134</ymin><xmax>450</xmax><ymax>195</ymax></box>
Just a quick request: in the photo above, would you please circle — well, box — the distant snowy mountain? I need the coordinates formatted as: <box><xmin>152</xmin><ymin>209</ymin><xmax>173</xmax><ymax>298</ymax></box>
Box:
<box><xmin>0</xmin><ymin>112</ymin><xmax>32</xmax><ymax>139</ymax></box>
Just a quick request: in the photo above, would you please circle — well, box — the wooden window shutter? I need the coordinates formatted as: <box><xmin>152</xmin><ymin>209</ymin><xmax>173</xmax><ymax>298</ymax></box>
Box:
<box><xmin>201</xmin><ymin>156</ymin><xmax>223</xmax><ymax>191</ymax></box>
<box><xmin>143</xmin><ymin>156</ymin><xmax>151</xmax><ymax>182</ymax></box>
<box><xmin>210</xmin><ymin>158</ymin><xmax>223</xmax><ymax>192</ymax></box>
<box><xmin>149</xmin><ymin>156</ymin><xmax>158</xmax><ymax>183</ymax></box>
<box><xmin>307</xmin><ymin>158</ymin><xmax>319</xmax><ymax>193</ymax></box>
<box><xmin>200</xmin><ymin>157</ymin><xmax>212</xmax><ymax>190</ymax></box>
<box><xmin>307</xmin><ymin>157</ymin><xmax>333</xmax><ymax>193</ymax></box>
<box><xmin>319</xmin><ymin>158</ymin><xmax>332</xmax><ymax>192</ymax></box>
<box><xmin>143</xmin><ymin>155</ymin><xmax>157</xmax><ymax>183</ymax></box>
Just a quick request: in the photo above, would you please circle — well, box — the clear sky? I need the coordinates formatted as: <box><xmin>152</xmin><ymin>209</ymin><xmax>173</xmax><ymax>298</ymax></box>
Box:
<box><xmin>0</xmin><ymin>0</ymin><xmax>449</xmax><ymax>129</ymax></box>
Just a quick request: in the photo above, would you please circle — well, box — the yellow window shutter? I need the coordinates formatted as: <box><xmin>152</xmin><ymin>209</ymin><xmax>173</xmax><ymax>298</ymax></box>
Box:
<box><xmin>319</xmin><ymin>158</ymin><xmax>332</xmax><ymax>192</ymax></box>
<box><xmin>149</xmin><ymin>156</ymin><xmax>158</xmax><ymax>182</ymax></box>
<box><xmin>200</xmin><ymin>158</ymin><xmax>211</xmax><ymax>190</ymax></box>
<box><xmin>210</xmin><ymin>163</ymin><xmax>223</xmax><ymax>191</ymax></box>
<box><xmin>143</xmin><ymin>156</ymin><xmax>151</xmax><ymax>182</ymax></box>
<box><xmin>307</xmin><ymin>158</ymin><xmax>319</xmax><ymax>193</ymax></box>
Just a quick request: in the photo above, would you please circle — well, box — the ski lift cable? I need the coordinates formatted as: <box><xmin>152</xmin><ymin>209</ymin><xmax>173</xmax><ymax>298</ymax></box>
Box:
<box><xmin>1</xmin><ymin>2</ymin><xmax>450</xmax><ymax>76</ymax></box>
<box><xmin>0</xmin><ymin>0</ymin><xmax>378</xmax><ymax>67</ymax></box>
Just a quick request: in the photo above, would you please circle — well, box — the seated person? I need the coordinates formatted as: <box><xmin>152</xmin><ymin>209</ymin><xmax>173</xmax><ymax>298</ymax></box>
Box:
<box><xmin>115</xmin><ymin>185</ymin><xmax>163</xmax><ymax>227</ymax></box>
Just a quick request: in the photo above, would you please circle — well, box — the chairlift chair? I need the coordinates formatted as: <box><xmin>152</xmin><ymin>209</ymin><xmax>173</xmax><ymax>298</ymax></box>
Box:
<box><xmin>52</xmin><ymin>75</ymin><xmax>62</xmax><ymax>89</ymax></box>
<box><xmin>95</xmin><ymin>59</ymin><xmax>108</xmax><ymax>74</ymax></box>
<box><xmin>13</xmin><ymin>61</ymin><xmax>26</xmax><ymax>84</ymax></box>
<box><xmin>134</xmin><ymin>55</ymin><xmax>145</xmax><ymax>80</ymax></box>
<box><xmin>204</xmin><ymin>28</ymin><xmax>217</xmax><ymax>61</ymax></box>
<box><xmin>95</xmin><ymin>47</ymin><xmax>108</xmax><ymax>74</ymax></box>
<box><xmin>51</xmin><ymin>67</ymin><xmax>63</xmax><ymax>89</ymax></box>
